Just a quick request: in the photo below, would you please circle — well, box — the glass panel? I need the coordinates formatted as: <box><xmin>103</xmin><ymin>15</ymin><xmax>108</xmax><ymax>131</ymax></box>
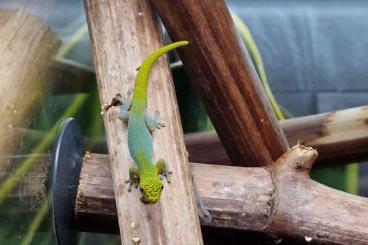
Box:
<box><xmin>0</xmin><ymin>0</ymin><xmax>119</xmax><ymax>244</ymax></box>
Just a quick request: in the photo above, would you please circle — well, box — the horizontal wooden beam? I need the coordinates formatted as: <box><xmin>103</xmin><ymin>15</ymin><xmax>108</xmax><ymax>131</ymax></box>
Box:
<box><xmin>76</xmin><ymin>148</ymin><xmax>368</xmax><ymax>244</ymax></box>
<box><xmin>14</xmin><ymin>105</ymin><xmax>368</xmax><ymax>168</ymax></box>
<box><xmin>185</xmin><ymin>105</ymin><xmax>368</xmax><ymax>167</ymax></box>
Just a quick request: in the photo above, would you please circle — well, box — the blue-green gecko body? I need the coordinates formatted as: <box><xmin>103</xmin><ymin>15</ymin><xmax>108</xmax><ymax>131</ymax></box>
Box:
<box><xmin>104</xmin><ymin>41</ymin><xmax>189</xmax><ymax>203</ymax></box>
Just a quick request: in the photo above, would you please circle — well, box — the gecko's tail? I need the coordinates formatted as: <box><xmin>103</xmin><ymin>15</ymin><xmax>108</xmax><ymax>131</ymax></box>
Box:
<box><xmin>132</xmin><ymin>40</ymin><xmax>189</xmax><ymax>103</ymax></box>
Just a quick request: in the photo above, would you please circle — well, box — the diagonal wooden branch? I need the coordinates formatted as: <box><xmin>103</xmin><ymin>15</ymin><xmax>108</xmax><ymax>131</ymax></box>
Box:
<box><xmin>149</xmin><ymin>0</ymin><xmax>289</xmax><ymax>166</ymax></box>
<box><xmin>76</xmin><ymin>146</ymin><xmax>368</xmax><ymax>244</ymax></box>
<box><xmin>84</xmin><ymin>0</ymin><xmax>202</xmax><ymax>244</ymax></box>
<box><xmin>185</xmin><ymin>105</ymin><xmax>368</xmax><ymax>167</ymax></box>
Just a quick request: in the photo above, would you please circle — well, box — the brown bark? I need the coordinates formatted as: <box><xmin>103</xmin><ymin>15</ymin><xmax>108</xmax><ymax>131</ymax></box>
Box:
<box><xmin>76</xmin><ymin>147</ymin><xmax>368</xmax><ymax>244</ymax></box>
<box><xmin>12</xmin><ymin>104</ymin><xmax>368</xmax><ymax>168</ymax></box>
<box><xmin>185</xmin><ymin>105</ymin><xmax>368</xmax><ymax>167</ymax></box>
<box><xmin>149</xmin><ymin>0</ymin><xmax>289</xmax><ymax>166</ymax></box>
<box><xmin>84</xmin><ymin>0</ymin><xmax>202</xmax><ymax>244</ymax></box>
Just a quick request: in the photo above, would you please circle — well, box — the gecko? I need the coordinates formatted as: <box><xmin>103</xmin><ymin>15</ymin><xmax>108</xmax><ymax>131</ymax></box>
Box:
<box><xmin>103</xmin><ymin>41</ymin><xmax>189</xmax><ymax>203</ymax></box>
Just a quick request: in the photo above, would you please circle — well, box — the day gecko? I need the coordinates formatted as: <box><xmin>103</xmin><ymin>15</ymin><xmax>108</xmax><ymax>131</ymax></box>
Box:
<box><xmin>104</xmin><ymin>41</ymin><xmax>189</xmax><ymax>203</ymax></box>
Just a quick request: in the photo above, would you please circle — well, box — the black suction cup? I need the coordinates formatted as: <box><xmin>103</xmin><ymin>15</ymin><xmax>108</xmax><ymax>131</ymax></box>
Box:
<box><xmin>51</xmin><ymin>118</ymin><xmax>85</xmax><ymax>245</ymax></box>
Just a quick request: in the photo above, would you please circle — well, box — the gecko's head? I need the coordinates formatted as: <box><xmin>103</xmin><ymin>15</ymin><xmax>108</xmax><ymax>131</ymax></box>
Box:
<box><xmin>139</xmin><ymin>176</ymin><xmax>163</xmax><ymax>204</ymax></box>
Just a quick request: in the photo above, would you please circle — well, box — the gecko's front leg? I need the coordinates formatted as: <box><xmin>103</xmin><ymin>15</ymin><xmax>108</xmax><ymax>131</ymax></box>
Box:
<box><xmin>125</xmin><ymin>166</ymin><xmax>140</xmax><ymax>192</ymax></box>
<box><xmin>110</xmin><ymin>93</ymin><xmax>131</xmax><ymax>123</ymax></box>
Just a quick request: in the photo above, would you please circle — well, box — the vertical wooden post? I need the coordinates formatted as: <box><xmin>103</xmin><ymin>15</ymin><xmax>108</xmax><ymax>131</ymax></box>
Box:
<box><xmin>84</xmin><ymin>1</ymin><xmax>203</xmax><ymax>244</ymax></box>
<box><xmin>150</xmin><ymin>0</ymin><xmax>289</xmax><ymax>166</ymax></box>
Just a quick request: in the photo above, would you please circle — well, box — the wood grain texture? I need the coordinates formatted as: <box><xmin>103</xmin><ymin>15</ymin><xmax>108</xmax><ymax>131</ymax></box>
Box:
<box><xmin>76</xmin><ymin>149</ymin><xmax>368</xmax><ymax>244</ymax></box>
<box><xmin>185</xmin><ymin>105</ymin><xmax>368</xmax><ymax>167</ymax></box>
<box><xmin>76</xmin><ymin>153</ymin><xmax>272</xmax><ymax>234</ymax></box>
<box><xmin>270</xmin><ymin>145</ymin><xmax>368</xmax><ymax>245</ymax></box>
<box><xmin>12</xmin><ymin>103</ymin><xmax>368</xmax><ymax>169</ymax></box>
<box><xmin>83</xmin><ymin>0</ymin><xmax>202</xmax><ymax>244</ymax></box>
<box><xmin>149</xmin><ymin>0</ymin><xmax>289</xmax><ymax>166</ymax></box>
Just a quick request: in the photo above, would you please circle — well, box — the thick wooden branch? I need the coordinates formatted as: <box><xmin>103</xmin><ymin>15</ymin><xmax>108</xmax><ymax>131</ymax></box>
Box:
<box><xmin>76</xmin><ymin>148</ymin><xmax>368</xmax><ymax>244</ymax></box>
<box><xmin>185</xmin><ymin>105</ymin><xmax>368</xmax><ymax>167</ymax></box>
<box><xmin>269</xmin><ymin>146</ymin><xmax>368</xmax><ymax>244</ymax></box>
<box><xmin>84</xmin><ymin>0</ymin><xmax>202</xmax><ymax>244</ymax></box>
<box><xmin>149</xmin><ymin>0</ymin><xmax>289</xmax><ymax>166</ymax></box>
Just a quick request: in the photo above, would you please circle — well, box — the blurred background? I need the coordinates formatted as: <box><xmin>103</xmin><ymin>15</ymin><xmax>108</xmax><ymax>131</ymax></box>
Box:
<box><xmin>0</xmin><ymin>0</ymin><xmax>367</xmax><ymax>244</ymax></box>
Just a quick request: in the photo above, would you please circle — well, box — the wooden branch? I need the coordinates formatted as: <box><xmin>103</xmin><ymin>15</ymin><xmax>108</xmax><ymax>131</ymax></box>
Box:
<box><xmin>0</xmin><ymin>9</ymin><xmax>58</xmax><ymax>159</ymax></box>
<box><xmin>269</xmin><ymin>146</ymin><xmax>368</xmax><ymax>244</ymax></box>
<box><xmin>84</xmin><ymin>0</ymin><xmax>202</xmax><ymax>244</ymax></box>
<box><xmin>185</xmin><ymin>105</ymin><xmax>368</xmax><ymax>167</ymax></box>
<box><xmin>149</xmin><ymin>0</ymin><xmax>289</xmax><ymax>166</ymax></box>
<box><xmin>76</xmin><ymin>149</ymin><xmax>368</xmax><ymax>244</ymax></box>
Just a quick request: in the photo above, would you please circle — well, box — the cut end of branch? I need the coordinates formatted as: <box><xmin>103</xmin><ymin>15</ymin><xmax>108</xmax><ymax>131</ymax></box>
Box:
<box><xmin>275</xmin><ymin>144</ymin><xmax>318</xmax><ymax>173</ymax></box>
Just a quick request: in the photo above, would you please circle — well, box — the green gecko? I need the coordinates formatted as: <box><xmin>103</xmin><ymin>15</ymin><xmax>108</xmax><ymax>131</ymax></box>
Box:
<box><xmin>104</xmin><ymin>41</ymin><xmax>189</xmax><ymax>203</ymax></box>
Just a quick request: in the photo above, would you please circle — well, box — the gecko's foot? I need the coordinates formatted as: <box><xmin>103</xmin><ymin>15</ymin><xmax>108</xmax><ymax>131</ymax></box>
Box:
<box><xmin>154</xmin><ymin>110</ymin><xmax>166</xmax><ymax>128</ymax></box>
<box><xmin>160</xmin><ymin>170</ymin><xmax>173</xmax><ymax>183</ymax></box>
<box><xmin>156</xmin><ymin>159</ymin><xmax>173</xmax><ymax>183</ymax></box>
<box><xmin>125</xmin><ymin>167</ymin><xmax>140</xmax><ymax>192</ymax></box>
<box><xmin>146</xmin><ymin>111</ymin><xmax>165</xmax><ymax>132</ymax></box>
<box><xmin>125</xmin><ymin>178</ymin><xmax>133</xmax><ymax>192</ymax></box>
<box><xmin>125</xmin><ymin>178</ymin><xmax>140</xmax><ymax>192</ymax></box>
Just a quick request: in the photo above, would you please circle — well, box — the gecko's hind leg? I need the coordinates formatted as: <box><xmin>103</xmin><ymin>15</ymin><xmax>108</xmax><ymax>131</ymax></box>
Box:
<box><xmin>155</xmin><ymin>159</ymin><xmax>173</xmax><ymax>183</ymax></box>
<box><xmin>125</xmin><ymin>167</ymin><xmax>140</xmax><ymax>191</ymax></box>
<box><xmin>145</xmin><ymin>110</ymin><xmax>165</xmax><ymax>132</ymax></box>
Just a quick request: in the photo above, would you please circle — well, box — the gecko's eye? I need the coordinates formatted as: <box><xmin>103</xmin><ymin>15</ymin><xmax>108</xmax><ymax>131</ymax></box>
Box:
<box><xmin>140</xmin><ymin>187</ymin><xmax>144</xmax><ymax>192</ymax></box>
<box><xmin>161</xmin><ymin>185</ymin><xmax>164</xmax><ymax>190</ymax></box>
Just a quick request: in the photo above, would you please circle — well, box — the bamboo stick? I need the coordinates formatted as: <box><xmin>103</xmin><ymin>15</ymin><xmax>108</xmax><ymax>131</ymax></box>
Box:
<box><xmin>185</xmin><ymin>105</ymin><xmax>368</xmax><ymax>167</ymax></box>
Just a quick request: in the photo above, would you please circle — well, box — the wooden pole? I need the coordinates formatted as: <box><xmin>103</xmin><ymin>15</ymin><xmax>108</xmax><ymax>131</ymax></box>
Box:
<box><xmin>16</xmin><ymin>104</ymin><xmax>368</xmax><ymax>167</ymax></box>
<box><xmin>76</xmin><ymin>149</ymin><xmax>368</xmax><ymax>244</ymax></box>
<box><xmin>185</xmin><ymin>105</ymin><xmax>368</xmax><ymax>167</ymax></box>
<box><xmin>149</xmin><ymin>0</ymin><xmax>289</xmax><ymax>166</ymax></box>
<box><xmin>84</xmin><ymin>0</ymin><xmax>202</xmax><ymax>244</ymax></box>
